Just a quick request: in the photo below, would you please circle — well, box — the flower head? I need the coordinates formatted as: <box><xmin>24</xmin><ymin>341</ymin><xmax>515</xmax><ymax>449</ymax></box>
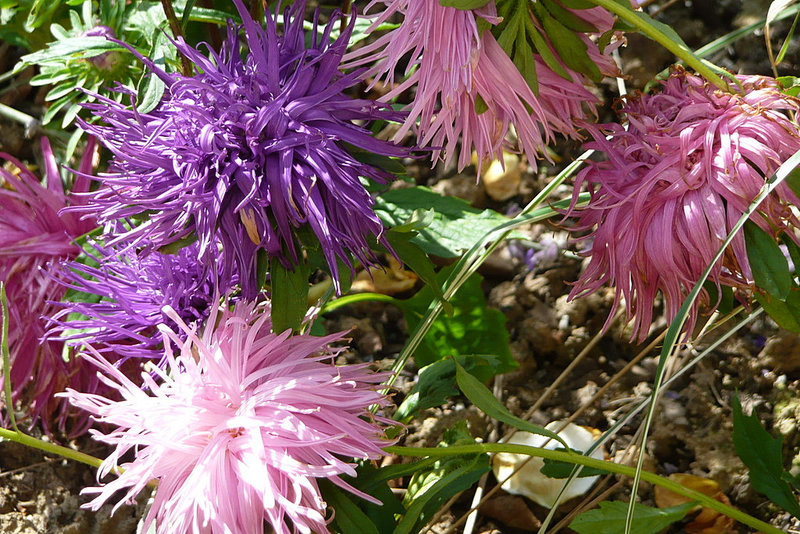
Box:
<box><xmin>567</xmin><ymin>68</ymin><xmax>800</xmax><ymax>341</ymax></box>
<box><xmin>0</xmin><ymin>136</ymin><xmax>98</xmax><ymax>433</ymax></box>
<box><xmin>63</xmin><ymin>301</ymin><xmax>392</xmax><ymax>534</ymax></box>
<box><xmin>49</xmin><ymin>239</ymin><xmax>222</xmax><ymax>366</ymax></box>
<box><xmin>346</xmin><ymin>0</ymin><xmax>619</xmax><ymax>171</ymax></box>
<box><xmin>77</xmin><ymin>0</ymin><xmax>411</xmax><ymax>298</ymax></box>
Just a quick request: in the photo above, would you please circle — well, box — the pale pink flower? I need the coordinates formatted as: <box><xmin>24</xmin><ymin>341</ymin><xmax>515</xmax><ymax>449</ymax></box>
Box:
<box><xmin>0</xmin><ymin>137</ymin><xmax>97</xmax><ymax>434</ymax></box>
<box><xmin>567</xmin><ymin>68</ymin><xmax>800</xmax><ymax>341</ymax></box>
<box><xmin>62</xmin><ymin>301</ymin><xmax>392</xmax><ymax>534</ymax></box>
<box><xmin>346</xmin><ymin>0</ymin><xmax>619</xmax><ymax>171</ymax></box>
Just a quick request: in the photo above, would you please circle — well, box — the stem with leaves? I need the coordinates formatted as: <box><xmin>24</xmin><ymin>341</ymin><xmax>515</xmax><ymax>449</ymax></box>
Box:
<box><xmin>586</xmin><ymin>0</ymin><xmax>732</xmax><ymax>92</ymax></box>
<box><xmin>388</xmin><ymin>444</ymin><xmax>783</xmax><ymax>534</ymax></box>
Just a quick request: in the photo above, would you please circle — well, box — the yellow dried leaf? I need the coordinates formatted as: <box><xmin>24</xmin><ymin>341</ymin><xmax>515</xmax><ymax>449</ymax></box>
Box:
<box><xmin>654</xmin><ymin>473</ymin><xmax>734</xmax><ymax>534</ymax></box>
<box><xmin>351</xmin><ymin>257</ymin><xmax>417</xmax><ymax>295</ymax></box>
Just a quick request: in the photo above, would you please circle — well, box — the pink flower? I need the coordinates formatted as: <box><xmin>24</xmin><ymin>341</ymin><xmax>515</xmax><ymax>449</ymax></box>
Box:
<box><xmin>63</xmin><ymin>302</ymin><xmax>393</xmax><ymax>534</ymax></box>
<box><xmin>0</xmin><ymin>137</ymin><xmax>97</xmax><ymax>434</ymax></box>
<box><xmin>567</xmin><ymin>68</ymin><xmax>800</xmax><ymax>341</ymax></box>
<box><xmin>346</xmin><ymin>0</ymin><xmax>618</xmax><ymax>171</ymax></box>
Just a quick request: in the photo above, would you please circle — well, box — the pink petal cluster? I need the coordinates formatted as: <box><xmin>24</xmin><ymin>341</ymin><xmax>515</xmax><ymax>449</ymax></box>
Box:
<box><xmin>568</xmin><ymin>68</ymin><xmax>800</xmax><ymax>341</ymax></box>
<box><xmin>0</xmin><ymin>137</ymin><xmax>97</xmax><ymax>433</ymax></box>
<box><xmin>63</xmin><ymin>301</ymin><xmax>392</xmax><ymax>534</ymax></box>
<box><xmin>346</xmin><ymin>0</ymin><xmax>619</xmax><ymax>172</ymax></box>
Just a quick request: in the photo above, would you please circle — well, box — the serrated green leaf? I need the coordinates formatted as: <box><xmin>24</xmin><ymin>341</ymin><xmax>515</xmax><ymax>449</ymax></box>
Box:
<box><xmin>558</xmin><ymin>0</ymin><xmax>596</xmax><ymax>8</ymax></box>
<box><xmin>374</xmin><ymin>186</ymin><xmax>523</xmax><ymax>258</ymax></box>
<box><xmin>269</xmin><ymin>257</ymin><xmax>309</xmax><ymax>334</ymax></box>
<box><xmin>400</xmin><ymin>265</ymin><xmax>516</xmax><ymax>374</ymax></box>
<box><xmin>733</xmin><ymin>395</ymin><xmax>800</xmax><ymax>517</ymax></box>
<box><xmin>454</xmin><ymin>358</ymin><xmax>569</xmax><ymax>449</ymax></box>
<box><xmin>745</xmin><ymin>220</ymin><xmax>792</xmax><ymax>300</ymax></box>
<box><xmin>541</xmin><ymin>0</ymin><xmax>597</xmax><ymax>32</ymax></box>
<box><xmin>525</xmin><ymin>15</ymin><xmax>571</xmax><ymax>81</ymax></box>
<box><xmin>540</xmin><ymin>12</ymin><xmax>603</xmax><ymax>82</ymax></box>
<box><xmin>396</xmin><ymin>421</ymin><xmax>490</xmax><ymax>534</ymax></box>
<box><xmin>513</xmin><ymin>27</ymin><xmax>539</xmax><ymax>94</ymax></box>
<box><xmin>570</xmin><ymin>501</ymin><xmax>696</xmax><ymax>534</ymax></box>
<box><xmin>395</xmin><ymin>355</ymin><xmax>503</xmax><ymax>421</ymax></box>
<box><xmin>438</xmin><ymin>0</ymin><xmax>492</xmax><ymax>9</ymax></box>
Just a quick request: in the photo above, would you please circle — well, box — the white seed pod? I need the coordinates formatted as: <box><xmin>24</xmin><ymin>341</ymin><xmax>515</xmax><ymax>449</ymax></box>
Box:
<box><xmin>492</xmin><ymin>422</ymin><xmax>605</xmax><ymax>508</ymax></box>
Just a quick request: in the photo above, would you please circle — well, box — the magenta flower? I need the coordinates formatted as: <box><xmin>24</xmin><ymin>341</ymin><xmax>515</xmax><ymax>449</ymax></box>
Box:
<box><xmin>346</xmin><ymin>0</ymin><xmax>617</xmax><ymax>171</ymax></box>
<box><xmin>63</xmin><ymin>301</ymin><xmax>393</xmax><ymax>534</ymax></box>
<box><xmin>77</xmin><ymin>0</ymin><xmax>411</xmax><ymax>297</ymax></box>
<box><xmin>567</xmin><ymin>68</ymin><xmax>800</xmax><ymax>341</ymax></box>
<box><xmin>0</xmin><ymin>137</ymin><xmax>98</xmax><ymax>433</ymax></box>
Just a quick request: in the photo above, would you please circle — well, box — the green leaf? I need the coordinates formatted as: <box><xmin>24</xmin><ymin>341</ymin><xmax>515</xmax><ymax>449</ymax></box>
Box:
<box><xmin>541</xmin><ymin>0</ymin><xmax>597</xmax><ymax>32</ymax></box>
<box><xmin>745</xmin><ymin>220</ymin><xmax>792</xmax><ymax>300</ymax></box>
<box><xmin>320</xmin><ymin>481</ymin><xmax>381</xmax><ymax>534</ymax></box>
<box><xmin>269</xmin><ymin>257</ymin><xmax>309</xmax><ymax>334</ymax></box>
<box><xmin>401</xmin><ymin>265</ymin><xmax>516</xmax><ymax>373</ymax></box>
<box><xmin>732</xmin><ymin>394</ymin><xmax>800</xmax><ymax>518</ymax></box>
<box><xmin>438</xmin><ymin>0</ymin><xmax>492</xmax><ymax>9</ymax></box>
<box><xmin>395</xmin><ymin>355</ymin><xmax>504</xmax><ymax>421</ymax></box>
<box><xmin>558</xmin><ymin>0</ymin><xmax>596</xmax><ymax>8</ymax></box>
<box><xmin>137</xmin><ymin>29</ymin><xmax>169</xmax><ymax>113</ymax></box>
<box><xmin>396</xmin><ymin>421</ymin><xmax>490</xmax><ymax>534</ymax></box>
<box><xmin>541</xmin><ymin>452</ymin><xmax>611</xmax><ymax>478</ymax></box>
<box><xmin>702</xmin><ymin>281</ymin><xmax>734</xmax><ymax>315</ymax></box>
<box><xmin>384</xmin><ymin>229</ymin><xmax>448</xmax><ymax>310</ymax></box>
<box><xmin>570</xmin><ymin>501</ymin><xmax>696</xmax><ymax>534</ymax></box>
<box><xmin>327</xmin><ymin>461</ymin><xmax>407</xmax><ymax>534</ymax></box>
<box><xmin>540</xmin><ymin>12</ymin><xmax>603</xmax><ymax>82</ymax></box>
<box><xmin>755</xmin><ymin>287</ymin><xmax>800</xmax><ymax>332</ymax></box>
<box><xmin>454</xmin><ymin>358</ymin><xmax>569</xmax><ymax>449</ymax></box>
<box><xmin>375</xmin><ymin>186</ymin><xmax>523</xmax><ymax>258</ymax></box>
<box><xmin>781</xmin><ymin>233</ymin><xmax>800</xmax><ymax>273</ymax></box>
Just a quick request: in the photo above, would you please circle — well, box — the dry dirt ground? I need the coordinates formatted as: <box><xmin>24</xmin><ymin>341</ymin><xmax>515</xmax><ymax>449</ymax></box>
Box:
<box><xmin>2</xmin><ymin>1</ymin><xmax>800</xmax><ymax>533</ymax></box>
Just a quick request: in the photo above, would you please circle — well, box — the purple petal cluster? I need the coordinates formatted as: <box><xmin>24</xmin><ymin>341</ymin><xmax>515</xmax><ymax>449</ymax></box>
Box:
<box><xmin>567</xmin><ymin>68</ymin><xmax>800</xmax><ymax>341</ymax></box>
<box><xmin>63</xmin><ymin>301</ymin><xmax>392</xmax><ymax>534</ymax></box>
<box><xmin>78</xmin><ymin>0</ymin><xmax>411</xmax><ymax>297</ymax></box>
<box><xmin>0</xmin><ymin>137</ymin><xmax>98</xmax><ymax>434</ymax></box>
<box><xmin>49</xmin><ymin>240</ymin><xmax>222</xmax><ymax>366</ymax></box>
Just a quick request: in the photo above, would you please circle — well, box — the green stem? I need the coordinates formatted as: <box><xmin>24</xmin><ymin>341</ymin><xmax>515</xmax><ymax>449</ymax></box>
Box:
<box><xmin>587</xmin><ymin>0</ymin><xmax>730</xmax><ymax>92</ymax></box>
<box><xmin>160</xmin><ymin>0</ymin><xmax>192</xmax><ymax>76</ymax></box>
<box><xmin>0</xmin><ymin>427</ymin><xmax>104</xmax><ymax>469</ymax></box>
<box><xmin>387</xmin><ymin>444</ymin><xmax>783</xmax><ymax>534</ymax></box>
<box><xmin>320</xmin><ymin>292</ymin><xmax>401</xmax><ymax>315</ymax></box>
<box><xmin>1</xmin><ymin>284</ymin><xmax>18</xmax><ymax>431</ymax></box>
<box><xmin>0</xmin><ymin>103</ymin><xmax>40</xmax><ymax>137</ymax></box>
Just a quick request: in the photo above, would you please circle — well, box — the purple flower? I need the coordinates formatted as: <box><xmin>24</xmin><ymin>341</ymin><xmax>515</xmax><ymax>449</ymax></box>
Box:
<box><xmin>77</xmin><ymin>0</ymin><xmax>412</xmax><ymax>297</ymax></box>
<box><xmin>0</xmin><ymin>137</ymin><xmax>98</xmax><ymax>434</ymax></box>
<box><xmin>62</xmin><ymin>301</ymin><xmax>393</xmax><ymax>534</ymax></box>
<box><xmin>567</xmin><ymin>68</ymin><xmax>800</xmax><ymax>341</ymax></box>
<box><xmin>49</xmin><ymin>240</ymin><xmax>222</xmax><ymax>366</ymax></box>
<box><xmin>346</xmin><ymin>0</ymin><xmax>619</xmax><ymax>172</ymax></box>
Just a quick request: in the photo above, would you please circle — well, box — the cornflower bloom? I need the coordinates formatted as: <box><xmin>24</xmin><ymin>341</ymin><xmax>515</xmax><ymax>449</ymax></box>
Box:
<box><xmin>346</xmin><ymin>0</ymin><xmax>619</xmax><ymax>171</ymax></box>
<box><xmin>0</xmin><ymin>137</ymin><xmax>98</xmax><ymax>433</ymax></box>
<box><xmin>567</xmin><ymin>68</ymin><xmax>800</xmax><ymax>341</ymax></box>
<box><xmin>77</xmin><ymin>0</ymin><xmax>412</xmax><ymax>297</ymax></box>
<box><xmin>49</xmin><ymin>240</ymin><xmax>222</xmax><ymax>366</ymax></box>
<box><xmin>62</xmin><ymin>301</ymin><xmax>393</xmax><ymax>534</ymax></box>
